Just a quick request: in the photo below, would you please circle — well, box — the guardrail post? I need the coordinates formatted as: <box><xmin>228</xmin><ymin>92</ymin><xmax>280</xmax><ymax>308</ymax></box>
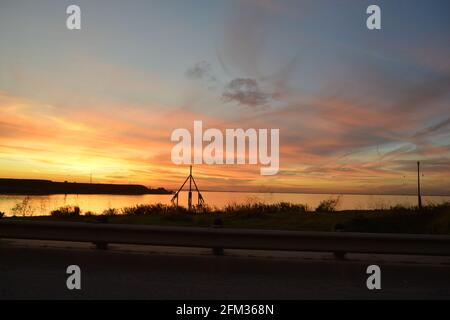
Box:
<box><xmin>211</xmin><ymin>218</ymin><xmax>224</xmax><ymax>256</ymax></box>
<box><xmin>0</xmin><ymin>212</ymin><xmax>3</xmax><ymax>244</ymax></box>
<box><xmin>93</xmin><ymin>215</ymin><xmax>109</xmax><ymax>250</ymax></box>
<box><xmin>333</xmin><ymin>251</ymin><xmax>347</xmax><ymax>259</ymax></box>
<box><xmin>333</xmin><ymin>223</ymin><xmax>346</xmax><ymax>259</ymax></box>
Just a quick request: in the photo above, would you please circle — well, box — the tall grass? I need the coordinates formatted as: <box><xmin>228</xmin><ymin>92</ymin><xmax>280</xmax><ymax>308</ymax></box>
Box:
<box><xmin>115</xmin><ymin>202</ymin><xmax>309</xmax><ymax>216</ymax></box>
<box><xmin>315</xmin><ymin>196</ymin><xmax>341</xmax><ymax>213</ymax></box>
<box><xmin>120</xmin><ymin>203</ymin><xmax>211</xmax><ymax>215</ymax></box>
<box><xmin>11</xmin><ymin>196</ymin><xmax>33</xmax><ymax>216</ymax></box>
<box><xmin>50</xmin><ymin>206</ymin><xmax>81</xmax><ymax>217</ymax></box>
<box><xmin>27</xmin><ymin>201</ymin><xmax>450</xmax><ymax>234</ymax></box>
<box><xmin>223</xmin><ymin>202</ymin><xmax>308</xmax><ymax>219</ymax></box>
<box><xmin>343</xmin><ymin>202</ymin><xmax>450</xmax><ymax>234</ymax></box>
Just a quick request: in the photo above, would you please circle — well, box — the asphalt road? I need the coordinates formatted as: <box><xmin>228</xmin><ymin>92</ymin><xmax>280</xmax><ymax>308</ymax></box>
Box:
<box><xmin>0</xmin><ymin>240</ymin><xmax>449</xmax><ymax>299</ymax></box>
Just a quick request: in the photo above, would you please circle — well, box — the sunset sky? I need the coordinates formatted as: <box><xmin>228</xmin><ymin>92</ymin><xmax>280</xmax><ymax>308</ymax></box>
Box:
<box><xmin>0</xmin><ymin>0</ymin><xmax>449</xmax><ymax>195</ymax></box>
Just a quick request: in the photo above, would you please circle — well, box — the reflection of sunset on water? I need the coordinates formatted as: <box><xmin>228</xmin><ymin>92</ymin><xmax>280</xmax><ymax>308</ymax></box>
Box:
<box><xmin>1</xmin><ymin>192</ymin><xmax>450</xmax><ymax>217</ymax></box>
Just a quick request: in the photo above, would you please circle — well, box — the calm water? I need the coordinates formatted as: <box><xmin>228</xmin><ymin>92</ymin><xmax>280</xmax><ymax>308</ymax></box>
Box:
<box><xmin>1</xmin><ymin>192</ymin><xmax>449</xmax><ymax>216</ymax></box>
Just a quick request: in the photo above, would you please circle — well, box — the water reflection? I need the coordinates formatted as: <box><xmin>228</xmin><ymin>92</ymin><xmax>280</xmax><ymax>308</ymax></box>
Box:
<box><xmin>0</xmin><ymin>192</ymin><xmax>449</xmax><ymax>216</ymax></box>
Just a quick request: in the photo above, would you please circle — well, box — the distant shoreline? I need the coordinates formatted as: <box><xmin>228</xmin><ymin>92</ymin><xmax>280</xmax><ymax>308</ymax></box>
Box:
<box><xmin>0</xmin><ymin>178</ymin><xmax>172</xmax><ymax>195</ymax></box>
<box><xmin>197</xmin><ymin>189</ymin><xmax>450</xmax><ymax>197</ymax></box>
<box><xmin>1</xmin><ymin>178</ymin><xmax>449</xmax><ymax>197</ymax></box>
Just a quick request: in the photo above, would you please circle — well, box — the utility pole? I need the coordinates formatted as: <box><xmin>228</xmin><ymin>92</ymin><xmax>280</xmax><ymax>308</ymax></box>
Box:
<box><xmin>417</xmin><ymin>161</ymin><xmax>422</xmax><ymax>210</ymax></box>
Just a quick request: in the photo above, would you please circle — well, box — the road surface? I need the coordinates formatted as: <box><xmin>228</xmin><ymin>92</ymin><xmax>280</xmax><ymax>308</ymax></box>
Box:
<box><xmin>1</xmin><ymin>239</ymin><xmax>449</xmax><ymax>299</ymax></box>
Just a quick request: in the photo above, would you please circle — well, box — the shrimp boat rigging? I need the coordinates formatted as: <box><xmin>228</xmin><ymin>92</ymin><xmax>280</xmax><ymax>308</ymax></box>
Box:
<box><xmin>171</xmin><ymin>166</ymin><xmax>205</xmax><ymax>210</ymax></box>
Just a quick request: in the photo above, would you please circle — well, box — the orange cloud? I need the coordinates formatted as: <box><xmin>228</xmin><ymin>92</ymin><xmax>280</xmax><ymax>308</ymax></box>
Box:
<box><xmin>1</xmin><ymin>89</ymin><xmax>449</xmax><ymax>195</ymax></box>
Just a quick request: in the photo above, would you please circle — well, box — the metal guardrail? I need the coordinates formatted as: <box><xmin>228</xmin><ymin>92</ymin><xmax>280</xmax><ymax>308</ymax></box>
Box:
<box><xmin>1</xmin><ymin>219</ymin><xmax>450</xmax><ymax>256</ymax></box>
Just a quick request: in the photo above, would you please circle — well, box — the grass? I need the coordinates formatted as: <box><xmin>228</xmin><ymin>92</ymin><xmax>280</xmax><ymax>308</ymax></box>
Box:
<box><xmin>50</xmin><ymin>205</ymin><xmax>81</xmax><ymax>217</ymax></box>
<box><xmin>3</xmin><ymin>200</ymin><xmax>450</xmax><ymax>235</ymax></box>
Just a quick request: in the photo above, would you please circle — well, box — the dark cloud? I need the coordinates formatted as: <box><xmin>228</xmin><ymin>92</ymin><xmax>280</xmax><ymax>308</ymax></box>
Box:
<box><xmin>185</xmin><ymin>61</ymin><xmax>216</xmax><ymax>82</ymax></box>
<box><xmin>185</xmin><ymin>62</ymin><xmax>276</xmax><ymax>108</ymax></box>
<box><xmin>222</xmin><ymin>78</ymin><xmax>272</xmax><ymax>107</ymax></box>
